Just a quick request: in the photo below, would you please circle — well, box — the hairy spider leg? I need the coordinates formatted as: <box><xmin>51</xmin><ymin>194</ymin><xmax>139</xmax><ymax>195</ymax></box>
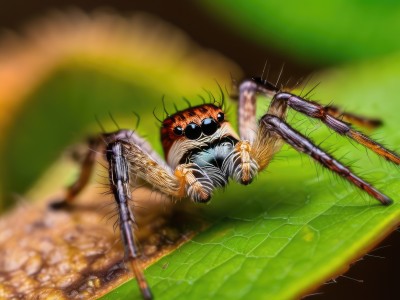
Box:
<box><xmin>107</xmin><ymin>140</ymin><xmax>152</xmax><ymax>300</ymax></box>
<box><xmin>54</xmin><ymin>128</ymin><xmax>218</xmax><ymax>299</ymax></box>
<box><xmin>324</xmin><ymin>105</ymin><xmax>383</xmax><ymax>129</ymax></box>
<box><xmin>238</xmin><ymin>78</ymin><xmax>397</xmax><ymax>204</ymax></box>
<box><xmin>238</xmin><ymin>80</ymin><xmax>287</xmax><ymax>170</ymax></box>
<box><xmin>238</xmin><ymin>79</ymin><xmax>384</xmax><ymax>143</ymax></box>
<box><xmin>238</xmin><ymin>80</ymin><xmax>258</xmax><ymax>142</ymax></box>
<box><xmin>63</xmin><ymin>136</ymin><xmax>102</xmax><ymax>203</ymax></box>
<box><xmin>59</xmin><ymin>130</ymin><xmax>165</xmax><ymax>204</ymax></box>
<box><xmin>261</xmin><ymin>114</ymin><xmax>392</xmax><ymax>205</ymax></box>
<box><xmin>249</xmin><ymin>78</ymin><xmax>400</xmax><ymax>165</ymax></box>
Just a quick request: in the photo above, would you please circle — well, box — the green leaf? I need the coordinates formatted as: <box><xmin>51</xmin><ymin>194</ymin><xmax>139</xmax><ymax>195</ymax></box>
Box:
<box><xmin>2</xmin><ymin>11</ymin><xmax>399</xmax><ymax>300</ymax></box>
<box><xmin>102</xmin><ymin>54</ymin><xmax>400</xmax><ymax>299</ymax></box>
<box><xmin>200</xmin><ymin>0</ymin><xmax>400</xmax><ymax>64</ymax></box>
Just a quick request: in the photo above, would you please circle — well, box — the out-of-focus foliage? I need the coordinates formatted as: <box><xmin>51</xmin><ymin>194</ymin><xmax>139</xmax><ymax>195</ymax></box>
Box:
<box><xmin>0</xmin><ymin>11</ymin><xmax>240</xmax><ymax>210</ymax></box>
<box><xmin>200</xmin><ymin>0</ymin><xmax>400</xmax><ymax>64</ymax></box>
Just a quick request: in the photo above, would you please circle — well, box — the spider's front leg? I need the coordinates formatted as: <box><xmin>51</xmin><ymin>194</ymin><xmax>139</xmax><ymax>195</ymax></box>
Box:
<box><xmin>238</xmin><ymin>78</ymin><xmax>397</xmax><ymax>205</ymax></box>
<box><xmin>106</xmin><ymin>140</ymin><xmax>153</xmax><ymax>300</ymax></box>
<box><xmin>237</xmin><ymin>79</ymin><xmax>288</xmax><ymax>171</ymax></box>
<box><xmin>245</xmin><ymin>78</ymin><xmax>400</xmax><ymax>165</ymax></box>
<box><xmin>53</xmin><ymin>129</ymin><xmax>216</xmax><ymax>299</ymax></box>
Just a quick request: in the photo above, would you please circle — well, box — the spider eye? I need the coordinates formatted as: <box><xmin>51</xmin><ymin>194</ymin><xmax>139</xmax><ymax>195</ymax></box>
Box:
<box><xmin>201</xmin><ymin>118</ymin><xmax>218</xmax><ymax>136</ymax></box>
<box><xmin>217</xmin><ymin>112</ymin><xmax>224</xmax><ymax>122</ymax></box>
<box><xmin>173</xmin><ymin>126</ymin><xmax>184</xmax><ymax>136</ymax></box>
<box><xmin>185</xmin><ymin>123</ymin><xmax>202</xmax><ymax>140</ymax></box>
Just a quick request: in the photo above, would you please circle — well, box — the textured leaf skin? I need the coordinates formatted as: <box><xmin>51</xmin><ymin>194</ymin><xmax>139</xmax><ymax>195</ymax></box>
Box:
<box><xmin>102</xmin><ymin>54</ymin><xmax>400</xmax><ymax>299</ymax></box>
<box><xmin>200</xmin><ymin>0</ymin><xmax>400</xmax><ymax>64</ymax></box>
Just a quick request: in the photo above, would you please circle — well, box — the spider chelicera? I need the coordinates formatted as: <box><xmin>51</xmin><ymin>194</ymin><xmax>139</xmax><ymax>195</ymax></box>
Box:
<box><xmin>54</xmin><ymin>77</ymin><xmax>400</xmax><ymax>299</ymax></box>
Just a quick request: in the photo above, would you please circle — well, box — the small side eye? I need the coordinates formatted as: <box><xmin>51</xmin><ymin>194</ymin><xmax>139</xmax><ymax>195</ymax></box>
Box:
<box><xmin>173</xmin><ymin>126</ymin><xmax>184</xmax><ymax>136</ymax></box>
<box><xmin>185</xmin><ymin>123</ymin><xmax>202</xmax><ymax>140</ymax></box>
<box><xmin>217</xmin><ymin>112</ymin><xmax>224</xmax><ymax>122</ymax></box>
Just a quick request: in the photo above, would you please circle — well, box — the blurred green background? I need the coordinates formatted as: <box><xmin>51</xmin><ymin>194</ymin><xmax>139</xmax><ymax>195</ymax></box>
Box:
<box><xmin>0</xmin><ymin>1</ymin><xmax>399</xmax><ymax>299</ymax></box>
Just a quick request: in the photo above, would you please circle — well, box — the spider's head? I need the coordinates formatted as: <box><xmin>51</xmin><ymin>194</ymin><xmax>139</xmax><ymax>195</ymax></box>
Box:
<box><xmin>160</xmin><ymin>104</ymin><xmax>229</xmax><ymax>163</ymax></box>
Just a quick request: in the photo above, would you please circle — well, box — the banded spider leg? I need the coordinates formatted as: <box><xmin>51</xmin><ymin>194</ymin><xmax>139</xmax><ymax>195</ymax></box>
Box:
<box><xmin>239</xmin><ymin>78</ymin><xmax>399</xmax><ymax>205</ymax></box>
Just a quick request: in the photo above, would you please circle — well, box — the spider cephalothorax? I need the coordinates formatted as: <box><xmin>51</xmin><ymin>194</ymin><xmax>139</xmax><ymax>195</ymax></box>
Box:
<box><xmin>55</xmin><ymin>78</ymin><xmax>399</xmax><ymax>300</ymax></box>
<box><xmin>161</xmin><ymin>104</ymin><xmax>234</xmax><ymax>161</ymax></box>
<box><xmin>160</xmin><ymin>103</ymin><xmax>258</xmax><ymax>202</ymax></box>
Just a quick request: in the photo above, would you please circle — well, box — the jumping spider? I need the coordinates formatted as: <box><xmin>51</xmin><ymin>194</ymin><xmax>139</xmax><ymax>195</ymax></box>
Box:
<box><xmin>54</xmin><ymin>78</ymin><xmax>399</xmax><ymax>299</ymax></box>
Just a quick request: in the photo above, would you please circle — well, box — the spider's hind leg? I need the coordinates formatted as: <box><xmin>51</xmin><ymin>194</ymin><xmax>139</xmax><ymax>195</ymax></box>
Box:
<box><xmin>49</xmin><ymin>135</ymin><xmax>104</xmax><ymax>209</ymax></box>
<box><xmin>50</xmin><ymin>129</ymin><xmax>167</xmax><ymax>209</ymax></box>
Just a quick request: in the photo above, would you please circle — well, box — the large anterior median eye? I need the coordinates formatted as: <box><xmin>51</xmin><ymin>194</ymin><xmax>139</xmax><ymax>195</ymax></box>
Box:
<box><xmin>185</xmin><ymin>123</ymin><xmax>202</xmax><ymax>140</ymax></box>
<box><xmin>201</xmin><ymin>118</ymin><xmax>218</xmax><ymax>136</ymax></box>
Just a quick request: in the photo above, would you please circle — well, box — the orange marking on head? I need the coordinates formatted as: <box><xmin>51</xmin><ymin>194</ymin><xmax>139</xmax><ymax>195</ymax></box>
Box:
<box><xmin>160</xmin><ymin>104</ymin><xmax>225</xmax><ymax>158</ymax></box>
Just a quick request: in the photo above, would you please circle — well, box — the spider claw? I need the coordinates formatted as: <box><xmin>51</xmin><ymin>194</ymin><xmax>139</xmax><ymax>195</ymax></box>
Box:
<box><xmin>379</xmin><ymin>195</ymin><xmax>393</xmax><ymax>206</ymax></box>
